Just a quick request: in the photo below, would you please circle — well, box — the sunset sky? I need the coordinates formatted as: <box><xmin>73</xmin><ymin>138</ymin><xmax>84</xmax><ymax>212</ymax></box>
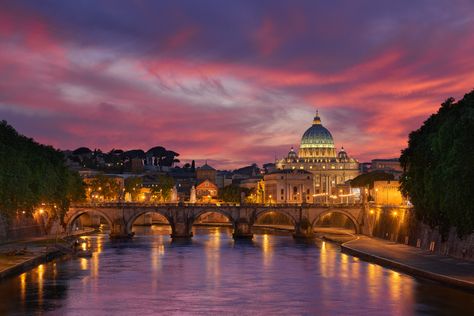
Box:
<box><xmin>1</xmin><ymin>1</ymin><xmax>474</xmax><ymax>169</ymax></box>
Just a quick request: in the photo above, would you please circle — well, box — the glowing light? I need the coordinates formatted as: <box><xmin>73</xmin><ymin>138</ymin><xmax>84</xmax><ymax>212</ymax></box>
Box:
<box><xmin>20</xmin><ymin>273</ymin><xmax>26</xmax><ymax>301</ymax></box>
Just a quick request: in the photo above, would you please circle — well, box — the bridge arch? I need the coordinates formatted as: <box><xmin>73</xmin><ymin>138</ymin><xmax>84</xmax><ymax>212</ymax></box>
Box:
<box><xmin>192</xmin><ymin>209</ymin><xmax>236</xmax><ymax>227</ymax></box>
<box><xmin>253</xmin><ymin>208</ymin><xmax>297</xmax><ymax>226</ymax></box>
<box><xmin>312</xmin><ymin>209</ymin><xmax>360</xmax><ymax>234</ymax></box>
<box><xmin>66</xmin><ymin>209</ymin><xmax>113</xmax><ymax>234</ymax></box>
<box><xmin>126</xmin><ymin>209</ymin><xmax>174</xmax><ymax>235</ymax></box>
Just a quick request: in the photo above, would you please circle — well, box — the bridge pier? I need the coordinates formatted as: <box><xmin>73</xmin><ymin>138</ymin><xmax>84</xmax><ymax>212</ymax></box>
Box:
<box><xmin>110</xmin><ymin>219</ymin><xmax>134</xmax><ymax>239</ymax></box>
<box><xmin>170</xmin><ymin>221</ymin><xmax>193</xmax><ymax>239</ymax></box>
<box><xmin>293</xmin><ymin>218</ymin><xmax>314</xmax><ymax>239</ymax></box>
<box><xmin>232</xmin><ymin>220</ymin><xmax>253</xmax><ymax>239</ymax></box>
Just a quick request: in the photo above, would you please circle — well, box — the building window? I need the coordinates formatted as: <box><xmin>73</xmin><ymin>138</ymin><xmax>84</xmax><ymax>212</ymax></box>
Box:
<box><xmin>281</xmin><ymin>189</ymin><xmax>284</xmax><ymax>195</ymax></box>
<box><xmin>293</xmin><ymin>186</ymin><xmax>298</xmax><ymax>194</ymax></box>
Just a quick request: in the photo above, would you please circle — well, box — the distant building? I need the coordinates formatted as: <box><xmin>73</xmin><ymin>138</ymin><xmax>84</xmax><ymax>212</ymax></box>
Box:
<box><xmin>239</xmin><ymin>177</ymin><xmax>262</xmax><ymax>191</ymax></box>
<box><xmin>234</xmin><ymin>164</ymin><xmax>259</xmax><ymax>177</ymax></box>
<box><xmin>262</xmin><ymin>163</ymin><xmax>277</xmax><ymax>174</ymax></box>
<box><xmin>263</xmin><ymin>170</ymin><xmax>314</xmax><ymax>204</ymax></box>
<box><xmin>216</xmin><ymin>170</ymin><xmax>233</xmax><ymax>188</ymax></box>
<box><xmin>359</xmin><ymin>162</ymin><xmax>372</xmax><ymax>173</ymax></box>
<box><xmin>168</xmin><ymin>167</ymin><xmax>197</xmax><ymax>197</ymax></box>
<box><xmin>196</xmin><ymin>162</ymin><xmax>217</xmax><ymax>183</ymax></box>
<box><xmin>196</xmin><ymin>179</ymin><xmax>218</xmax><ymax>200</ymax></box>
<box><xmin>371</xmin><ymin>158</ymin><xmax>402</xmax><ymax>179</ymax></box>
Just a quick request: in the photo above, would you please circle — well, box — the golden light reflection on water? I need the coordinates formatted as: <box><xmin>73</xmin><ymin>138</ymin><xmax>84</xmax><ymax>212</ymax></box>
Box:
<box><xmin>206</xmin><ymin>228</ymin><xmax>221</xmax><ymax>283</ymax></box>
<box><xmin>262</xmin><ymin>233</ymin><xmax>272</xmax><ymax>267</ymax></box>
<box><xmin>320</xmin><ymin>241</ymin><xmax>336</xmax><ymax>278</ymax></box>
<box><xmin>367</xmin><ymin>263</ymin><xmax>381</xmax><ymax>300</ymax></box>
<box><xmin>20</xmin><ymin>273</ymin><xmax>26</xmax><ymax>302</ymax></box>
<box><xmin>80</xmin><ymin>258</ymin><xmax>88</xmax><ymax>270</ymax></box>
<box><xmin>389</xmin><ymin>271</ymin><xmax>402</xmax><ymax>302</ymax></box>
<box><xmin>96</xmin><ymin>235</ymin><xmax>103</xmax><ymax>254</ymax></box>
<box><xmin>151</xmin><ymin>243</ymin><xmax>164</xmax><ymax>272</ymax></box>
<box><xmin>37</xmin><ymin>264</ymin><xmax>44</xmax><ymax>306</ymax></box>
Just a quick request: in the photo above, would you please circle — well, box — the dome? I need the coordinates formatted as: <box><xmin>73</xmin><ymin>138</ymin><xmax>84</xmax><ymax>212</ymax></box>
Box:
<box><xmin>287</xmin><ymin>147</ymin><xmax>298</xmax><ymax>160</ymax></box>
<box><xmin>299</xmin><ymin>111</ymin><xmax>337</xmax><ymax>158</ymax></box>
<box><xmin>338</xmin><ymin>146</ymin><xmax>348</xmax><ymax>160</ymax></box>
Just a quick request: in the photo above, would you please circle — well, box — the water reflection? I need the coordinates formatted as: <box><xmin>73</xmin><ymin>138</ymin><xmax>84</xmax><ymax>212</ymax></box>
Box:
<box><xmin>0</xmin><ymin>226</ymin><xmax>472</xmax><ymax>315</ymax></box>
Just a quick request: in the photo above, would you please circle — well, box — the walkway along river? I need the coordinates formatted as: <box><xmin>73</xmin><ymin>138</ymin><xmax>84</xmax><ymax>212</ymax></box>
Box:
<box><xmin>0</xmin><ymin>226</ymin><xmax>473</xmax><ymax>315</ymax></box>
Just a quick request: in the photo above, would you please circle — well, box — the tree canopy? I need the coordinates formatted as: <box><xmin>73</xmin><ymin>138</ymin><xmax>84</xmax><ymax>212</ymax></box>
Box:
<box><xmin>87</xmin><ymin>174</ymin><xmax>122</xmax><ymax>201</ymax></box>
<box><xmin>218</xmin><ymin>185</ymin><xmax>251</xmax><ymax>203</ymax></box>
<box><xmin>124</xmin><ymin>176</ymin><xmax>142</xmax><ymax>201</ymax></box>
<box><xmin>400</xmin><ymin>90</ymin><xmax>474</xmax><ymax>236</ymax></box>
<box><xmin>0</xmin><ymin>121</ymin><xmax>85</xmax><ymax>221</ymax></box>
<box><xmin>150</xmin><ymin>175</ymin><xmax>175</xmax><ymax>202</ymax></box>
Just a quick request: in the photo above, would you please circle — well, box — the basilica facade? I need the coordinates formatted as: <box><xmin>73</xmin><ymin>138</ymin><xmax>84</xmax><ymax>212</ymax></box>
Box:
<box><xmin>275</xmin><ymin>111</ymin><xmax>359</xmax><ymax>203</ymax></box>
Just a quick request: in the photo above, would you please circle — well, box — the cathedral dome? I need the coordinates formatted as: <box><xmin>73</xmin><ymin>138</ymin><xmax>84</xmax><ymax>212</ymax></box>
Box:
<box><xmin>299</xmin><ymin>111</ymin><xmax>336</xmax><ymax>158</ymax></box>
<box><xmin>287</xmin><ymin>147</ymin><xmax>298</xmax><ymax>160</ymax></box>
<box><xmin>338</xmin><ymin>146</ymin><xmax>348</xmax><ymax>160</ymax></box>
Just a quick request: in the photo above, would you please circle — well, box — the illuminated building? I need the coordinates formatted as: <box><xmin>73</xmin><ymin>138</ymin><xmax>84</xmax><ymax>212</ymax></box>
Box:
<box><xmin>263</xmin><ymin>170</ymin><xmax>314</xmax><ymax>204</ymax></box>
<box><xmin>372</xmin><ymin>180</ymin><xmax>406</xmax><ymax>205</ymax></box>
<box><xmin>275</xmin><ymin>111</ymin><xmax>359</xmax><ymax>202</ymax></box>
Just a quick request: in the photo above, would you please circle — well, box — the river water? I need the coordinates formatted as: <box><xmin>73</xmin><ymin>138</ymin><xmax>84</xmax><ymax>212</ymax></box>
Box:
<box><xmin>0</xmin><ymin>226</ymin><xmax>473</xmax><ymax>315</ymax></box>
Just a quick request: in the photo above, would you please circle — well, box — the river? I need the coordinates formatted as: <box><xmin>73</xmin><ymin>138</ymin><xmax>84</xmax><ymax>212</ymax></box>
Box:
<box><xmin>0</xmin><ymin>226</ymin><xmax>473</xmax><ymax>315</ymax></box>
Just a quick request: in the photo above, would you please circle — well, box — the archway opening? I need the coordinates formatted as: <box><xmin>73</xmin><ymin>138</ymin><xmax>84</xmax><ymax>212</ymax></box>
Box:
<box><xmin>254</xmin><ymin>211</ymin><xmax>295</xmax><ymax>231</ymax></box>
<box><xmin>313</xmin><ymin>212</ymin><xmax>357</xmax><ymax>234</ymax></box>
<box><xmin>192</xmin><ymin>211</ymin><xmax>233</xmax><ymax>237</ymax></box>
<box><xmin>130</xmin><ymin>212</ymin><xmax>172</xmax><ymax>236</ymax></box>
<box><xmin>69</xmin><ymin>211</ymin><xmax>111</xmax><ymax>234</ymax></box>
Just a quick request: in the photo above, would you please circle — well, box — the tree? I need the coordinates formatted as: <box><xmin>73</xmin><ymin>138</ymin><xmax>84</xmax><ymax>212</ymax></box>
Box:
<box><xmin>0</xmin><ymin>121</ymin><xmax>85</xmax><ymax>223</ymax></box>
<box><xmin>124</xmin><ymin>176</ymin><xmax>143</xmax><ymax>201</ymax></box>
<box><xmin>400</xmin><ymin>90</ymin><xmax>474</xmax><ymax>236</ymax></box>
<box><xmin>218</xmin><ymin>185</ymin><xmax>251</xmax><ymax>203</ymax></box>
<box><xmin>150</xmin><ymin>175</ymin><xmax>175</xmax><ymax>202</ymax></box>
<box><xmin>87</xmin><ymin>174</ymin><xmax>121</xmax><ymax>201</ymax></box>
<box><xmin>146</xmin><ymin>146</ymin><xmax>180</xmax><ymax>169</ymax></box>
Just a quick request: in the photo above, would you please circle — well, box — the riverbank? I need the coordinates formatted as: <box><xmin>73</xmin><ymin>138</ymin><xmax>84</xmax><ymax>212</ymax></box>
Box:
<box><xmin>341</xmin><ymin>236</ymin><xmax>474</xmax><ymax>292</ymax></box>
<box><xmin>0</xmin><ymin>228</ymin><xmax>95</xmax><ymax>280</ymax></box>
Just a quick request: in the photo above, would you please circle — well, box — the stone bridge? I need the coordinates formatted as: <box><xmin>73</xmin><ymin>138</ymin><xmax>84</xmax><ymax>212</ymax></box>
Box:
<box><xmin>65</xmin><ymin>202</ymin><xmax>369</xmax><ymax>239</ymax></box>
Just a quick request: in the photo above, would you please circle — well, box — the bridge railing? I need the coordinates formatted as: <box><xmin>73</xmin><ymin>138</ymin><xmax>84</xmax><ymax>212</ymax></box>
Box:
<box><xmin>70</xmin><ymin>201</ymin><xmax>364</xmax><ymax>208</ymax></box>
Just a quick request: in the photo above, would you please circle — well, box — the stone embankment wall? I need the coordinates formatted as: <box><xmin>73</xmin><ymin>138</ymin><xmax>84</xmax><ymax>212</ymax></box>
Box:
<box><xmin>0</xmin><ymin>215</ymin><xmax>44</xmax><ymax>242</ymax></box>
<box><xmin>368</xmin><ymin>206</ymin><xmax>474</xmax><ymax>261</ymax></box>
